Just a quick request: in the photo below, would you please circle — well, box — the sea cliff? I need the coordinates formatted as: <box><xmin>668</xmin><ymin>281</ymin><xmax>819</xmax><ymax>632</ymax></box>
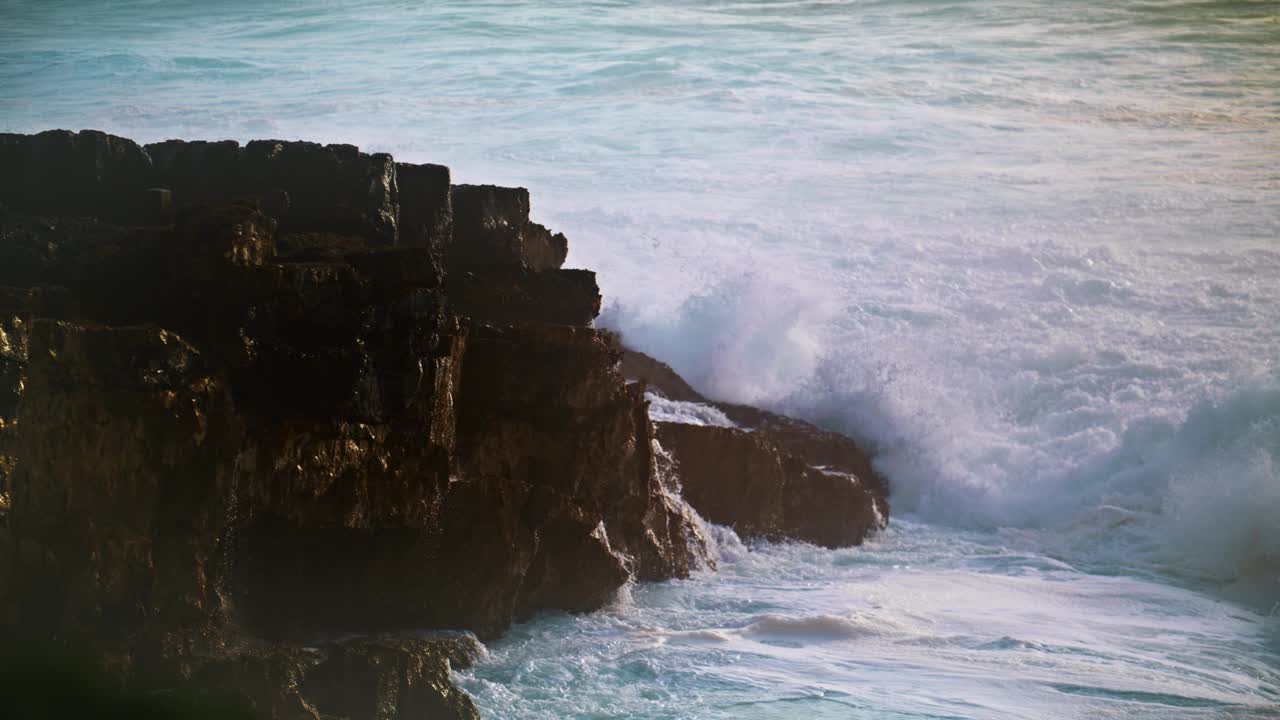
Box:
<box><xmin>0</xmin><ymin>129</ymin><xmax>886</xmax><ymax>718</ymax></box>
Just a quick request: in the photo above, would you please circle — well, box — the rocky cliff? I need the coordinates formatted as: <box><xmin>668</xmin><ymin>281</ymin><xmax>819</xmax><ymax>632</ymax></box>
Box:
<box><xmin>0</xmin><ymin>129</ymin><xmax>887</xmax><ymax>718</ymax></box>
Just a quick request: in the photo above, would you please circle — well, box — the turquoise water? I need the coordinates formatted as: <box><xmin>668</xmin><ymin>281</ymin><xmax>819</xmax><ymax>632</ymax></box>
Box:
<box><xmin>2</xmin><ymin>1</ymin><xmax>1278</xmax><ymax>717</ymax></box>
<box><xmin>460</xmin><ymin>521</ymin><xmax>1279</xmax><ymax>719</ymax></box>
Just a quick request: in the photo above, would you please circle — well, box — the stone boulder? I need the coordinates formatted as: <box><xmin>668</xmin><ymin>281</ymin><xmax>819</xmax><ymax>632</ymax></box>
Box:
<box><xmin>624</xmin><ymin>347</ymin><xmax>888</xmax><ymax>497</ymax></box>
<box><xmin>622</xmin><ymin>347</ymin><xmax>889</xmax><ymax>546</ymax></box>
<box><xmin>657</xmin><ymin>422</ymin><xmax>886</xmax><ymax>548</ymax></box>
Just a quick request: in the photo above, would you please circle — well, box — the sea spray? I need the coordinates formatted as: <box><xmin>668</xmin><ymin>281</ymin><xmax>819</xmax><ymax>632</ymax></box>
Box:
<box><xmin>605</xmin><ymin>274</ymin><xmax>1280</xmax><ymax>592</ymax></box>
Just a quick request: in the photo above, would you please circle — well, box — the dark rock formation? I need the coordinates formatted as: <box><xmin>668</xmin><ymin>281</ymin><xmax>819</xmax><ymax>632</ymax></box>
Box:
<box><xmin>2</xmin><ymin>633</ymin><xmax>484</xmax><ymax>720</ymax></box>
<box><xmin>623</xmin><ymin>347</ymin><xmax>889</xmax><ymax>546</ymax></box>
<box><xmin>297</xmin><ymin>636</ymin><xmax>483</xmax><ymax>720</ymax></box>
<box><xmin>0</xmin><ymin>129</ymin><xmax>707</xmax><ymax>718</ymax></box>
<box><xmin>445</xmin><ymin>267</ymin><xmax>601</xmax><ymax>327</ymax></box>
<box><xmin>0</xmin><ymin>130</ymin><xmax>154</xmax><ymax>223</ymax></box>
<box><xmin>619</xmin><ymin>345</ymin><xmax>705</xmax><ymax>403</ymax></box>
<box><xmin>449</xmin><ymin>185</ymin><xmax>568</xmax><ymax>271</ymax></box>
<box><xmin>0</xmin><ymin>131</ymin><xmax>405</xmax><ymax>243</ymax></box>
<box><xmin>148</xmin><ymin>139</ymin><xmax>400</xmax><ymax>244</ymax></box>
<box><xmin>0</xmin><ymin>129</ymin><xmax>886</xmax><ymax>717</ymax></box>
<box><xmin>657</xmin><ymin>423</ymin><xmax>885</xmax><ymax>548</ymax></box>
<box><xmin>397</xmin><ymin>162</ymin><xmax>453</xmax><ymax>252</ymax></box>
<box><xmin>455</xmin><ymin>324</ymin><xmax>704</xmax><ymax>589</ymax></box>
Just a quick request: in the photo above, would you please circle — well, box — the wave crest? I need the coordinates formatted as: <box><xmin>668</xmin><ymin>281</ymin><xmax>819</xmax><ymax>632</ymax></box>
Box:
<box><xmin>605</xmin><ymin>272</ymin><xmax>1280</xmax><ymax>589</ymax></box>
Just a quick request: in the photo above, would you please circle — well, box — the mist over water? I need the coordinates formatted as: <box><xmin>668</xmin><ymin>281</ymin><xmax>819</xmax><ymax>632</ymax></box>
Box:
<box><xmin>3</xmin><ymin>0</ymin><xmax>1278</xmax><ymax>716</ymax></box>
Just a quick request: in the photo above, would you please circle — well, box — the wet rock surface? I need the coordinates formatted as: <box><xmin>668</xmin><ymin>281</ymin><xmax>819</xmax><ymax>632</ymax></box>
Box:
<box><xmin>0</xmin><ymin>129</ymin><xmax>886</xmax><ymax>718</ymax></box>
<box><xmin>657</xmin><ymin>422</ymin><xmax>886</xmax><ymax>548</ymax></box>
<box><xmin>624</xmin><ymin>347</ymin><xmax>889</xmax><ymax>547</ymax></box>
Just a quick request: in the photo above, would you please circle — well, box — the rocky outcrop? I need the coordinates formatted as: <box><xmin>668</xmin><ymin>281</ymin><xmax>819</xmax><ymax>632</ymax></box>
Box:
<box><xmin>624</xmin><ymin>347</ymin><xmax>889</xmax><ymax>546</ymax></box>
<box><xmin>619</xmin><ymin>348</ymin><xmax>704</xmax><ymax>403</ymax></box>
<box><xmin>455</xmin><ymin>324</ymin><xmax>704</xmax><ymax>592</ymax></box>
<box><xmin>449</xmin><ymin>185</ymin><xmax>568</xmax><ymax>271</ymax></box>
<box><xmin>657</xmin><ymin>423</ymin><xmax>885</xmax><ymax>548</ymax></box>
<box><xmin>397</xmin><ymin>162</ymin><xmax>453</xmax><ymax>252</ymax></box>
<box><xmin>0</xmin><ymin>131</ymin><xmax>408</xmax><ymax>243</ymax></box>
<box><xmin>147</xmin><ymin>139</ymin><xmax>401</xmax><ymax>244</ymax></box>
<box><xmin>0</xmin><ymin>130</ymin><xmax>154</xmax><ymax>223</ymax></box>
<box><xmin>2</xmin><ymin>633</ymin><xmax>484</xmax><ymax>720</ymax></box>
<box><xmin>0</xmin><ymin>128</ymin><xmax>887</xmax><ymax>717</ymax></box>
<box><xmin>0</xmin><ymin>129</ymin><xmax>707</xmax><ymax>717</ymax></box>
<box><xmin>445</xmin><ymin>267</ymin><xmax>601</xmax><ymax>327</ymax></box>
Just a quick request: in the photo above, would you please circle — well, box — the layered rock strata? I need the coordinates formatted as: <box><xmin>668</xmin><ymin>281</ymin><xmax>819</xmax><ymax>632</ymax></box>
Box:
<box><xmin>0</xmin><ymin>128</ymin><xmax>888</xmax><ymax>718</ymax></box>
<box><xmin>0</xmin><ymin>129</ymin><xmax>706</xmax><ymax>718</ymax></box>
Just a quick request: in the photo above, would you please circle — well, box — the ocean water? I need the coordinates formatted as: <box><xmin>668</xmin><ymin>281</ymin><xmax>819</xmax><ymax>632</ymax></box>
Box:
<box><xmin>2</xmin><ymin>0</ymin><xmax>1278</xmax><ymax>717</ymax></box>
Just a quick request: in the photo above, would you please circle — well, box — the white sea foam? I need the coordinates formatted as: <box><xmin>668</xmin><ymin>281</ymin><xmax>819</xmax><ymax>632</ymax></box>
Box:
<box><xmin>603</xmin><ymin>262</ymin><xmax>1279</xmax><ymax>588</ymax></box>
<box><xmin>644</xmin><ymin>391</ymin><xmax>737</xmax><ymax>428</ymax></box>
<box><xmin>737</xmin><ymin>613</ymin><xmax>886</xmax><ymax>642</ymax></box>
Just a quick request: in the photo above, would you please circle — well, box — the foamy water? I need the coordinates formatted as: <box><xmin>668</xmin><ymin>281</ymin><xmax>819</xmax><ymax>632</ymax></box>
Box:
<box><xmin>3</xmin><ymin>0</ymin><xmax>1278</xmax><ymax>716</ymax></box>
<box><xmin>460</xmin><ymin>521</ymin><xmax>1280</xmax><ymax>719</ymax></box>
<box><xmin>645</xmin><ymin>392</ymin><xmax>738</xmax><ymax>428</ymax></box>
